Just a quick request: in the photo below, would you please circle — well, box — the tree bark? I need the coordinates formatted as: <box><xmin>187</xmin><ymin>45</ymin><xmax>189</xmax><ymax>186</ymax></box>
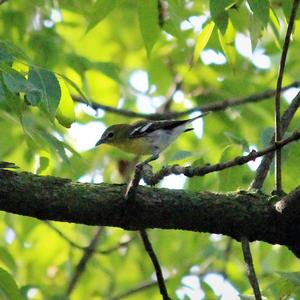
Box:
<box><xmin>1</xmin><ymin>169</ymin><xmax>299</xmax><ymax>255</ymax></box>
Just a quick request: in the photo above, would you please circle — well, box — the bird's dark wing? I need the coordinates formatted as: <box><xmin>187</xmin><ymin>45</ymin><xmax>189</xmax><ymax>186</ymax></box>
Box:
<box><xmin>128</xmin><ymin>119</ymin><xmax>191</xmax><ymax>138</ymax></box>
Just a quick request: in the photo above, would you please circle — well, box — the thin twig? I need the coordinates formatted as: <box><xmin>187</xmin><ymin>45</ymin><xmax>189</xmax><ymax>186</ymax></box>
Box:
<box><xmin>71</xmin><ymin>81</ymin><xmax>300</xmax><ymax>120</ymax></box>
<box><xmin>44</xmin><ymin>221</ymin><xmax>133</xmax><ymax>255</ymax></box>
<box><xmin>139</xmin><ymin>229</ymin><xmax>171</xmax><ymax>300</ymax></box>
<box><xmin>244</xmin><ymin>92</ymin><xmax>300</xmax><ymax>299</ymax></box>
<box><xmin>241</xmin><ymin>237</ymin><xmax>262</xmax><ymax>300</ymax></box>
<box><xmin>141</xmin><ymin>129</ymin><xmax>300</xmax><ymax>185</ymax></box>
<box><xmin>251</xmin><ymin>91</ymin><xmax>300</xmax><ymax>190</ymax></box>
<box><xmin>125</xmin><ymin>165</ymin><xmax>171</xmax><ymax>299</ymax></box>
<box><xmin>274</xmin><ymin>0</ymin><xmax>300</xmax><ymax>193</ymax></box>
<box><xmin>66</xmin><ymin>227</ymin><xmax>104</xmax><ymax>296</ymax></box>
<box><xmin>0</xmin><ymin>0</ymin><xmax>8</xmax><ymax>5</ymax></box>
<box><xmin>222</xmin><ymin>238</ymin><xmax>233</xmax><ymax>278</ymax></box>
<box><xmin>109</xmin><ymin>279</ymin><xmax>164</xmax><ymax>300</ymax></box>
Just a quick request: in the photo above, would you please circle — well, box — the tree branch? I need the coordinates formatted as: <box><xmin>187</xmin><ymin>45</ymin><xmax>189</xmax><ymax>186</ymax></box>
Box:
<box><xmin>139</xmin><ymin>229</ymin><xmax>171</xmax><ymax>300</ymax></box>
<box><xmin>44</xmin><ymin>221</ymin><xmax>133</xmax><ymax>255</ymax></box>
<box><xmin>241</xmin><ymin>237</ymin><xmax>262</xmax><ymax>300</ymax></box>
<box><xmin>125</xmin><ymin>164</ymin><xmax>171</xmax><ymax>300</ymax></box>
<box><xmin>141</xmin><ymin>130</ymin><xmax>300</xmax><ymax>185</ymax></box>
<box><xmin>2</xmin><ymin>169</ymin><xmax>300</xmax><ymax>253</ymax></box>
<box><xmin>251</xmin><ymin>91</ymin><xmax>300</xmax><ymax>190</ymax></box>
<box><xmin>72</xmin><ymin>81</ymin><xmax>300</xmax><ymax>120</ymax></box>
<box><xmin>274</xmin><ymin>0</ymin><xmax>300</xmax><ymax>193</ymax></box>
<box><xmin>66</xmin><ymin>227</ymin><xmax>104</xmax><ymax>296</ymax></box>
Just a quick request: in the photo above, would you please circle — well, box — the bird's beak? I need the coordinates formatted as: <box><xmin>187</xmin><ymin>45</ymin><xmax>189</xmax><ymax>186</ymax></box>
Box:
<box><xmin>95</xmin><ymin>139</ymin><xmax>104</xmax><ymax>147</ymax></box>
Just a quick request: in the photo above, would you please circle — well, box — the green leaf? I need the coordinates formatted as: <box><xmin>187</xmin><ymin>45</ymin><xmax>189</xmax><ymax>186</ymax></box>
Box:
<box><xmin>218</xmin><ymin>20</ymin><xmax>236</xmax><ymax>67</ymax></box>
<box><xmin>0</xmin><ymin>77</ymin><xmax>23</xmax><ymax>117</ymax></box>
<box><xmin>200</xmin><ymin>280</ymin><xmax>217</xmax><ymax>299</ymax></box>
<box><xmin>186</xmin><ymin>158</ymin><xmax>205</xmax><ymax>192</ymax></box>
<box><xmin>93</xmin><ymin>62</ymin><xmax>122</xmax><ymax>84</ymax></box>
<box><xmin>36</xmin><ymin>156</ymin><xmax>49</xmax><ymax>174</ymax></box>
<box><xmin>0</xmin><ymin>267</ymin><xmax>24</xmax><ymax>300</ymax></box>
<box><xmin>1</xmin><ymin>65</ymin><xmax>30</xmax><ymax>93</ymax></box>
<box><xmin>210</xmin><ymin>0</ymin><xmax>232</xmax><ymax>34</ymax></box>
<box><xmin>249</xmin><ymin>14</ymin><xmax>263</xmax><ymax>51</ymax></box>
<box><xmin>247</xmin><ymin>0</ymin><xmax>269</xmax><ymax>27</ymax></box>
<box><xmin>261</xmin><ymin>127</ymin><xmax>274</xmax><ymax>148</ymax></box>
<box><xmin>277</xmin><ymin>272</ymin><xmax>300</xmax><ymax>285</ymax></box>
<box><xmin>169</xmin><ymin>150</ymin><xmax>192</xmax><ymax>161</ymax></box>
<box><xmin>269</xmin><ymin>8</ymin><xmax>281</xmax><ymax>48</ymax></box>
<box><xmin>0</xmin><ymin>247</ymin><xmax>17</xmax><ymax>273</ymax></box>
<box><xmin>224</xmin><ymin>131</ymin><xmax>249</xmax><ymax>152</ymax></box>
<box><xmin>193</xmin><ymin>21</ymin><xmax>215</xmax><ymax>63</ymax></box>
<box><xmin>57</xmin><ymin>73</ymin><xmax>90</xmax><ymax>105</ymax></box>
<box><xmin>138</xmin><ymin>0</ymin><xmax>161</xmax><ymax>56</ymax></box>
<box><xmin>27</xmin><ymin>67</ymin><xmax>61</xmax><ymax>120</ymax></box>
<box><xmin>218</xmin><ymin>144</ymin><xmax>249</xmax><ymax>191</ymax></box>
<box><xmin>282</xmin><ymin>0</ymin><xmax>300</xmax><ymax>20</ymax></box>
<box><xmin>56</xmin><ymin>77</ymin><xmax>75</xmax><ymax>128</ymax></box>
<box><xmin>86</xmin><ymin>0</ymin><xmax>117</xmax><ymax>32</ymax></box>
<box><xmin>0</xmin><ymin>44</ymin><xmax>13</xmax><ymax>63</ymax></box>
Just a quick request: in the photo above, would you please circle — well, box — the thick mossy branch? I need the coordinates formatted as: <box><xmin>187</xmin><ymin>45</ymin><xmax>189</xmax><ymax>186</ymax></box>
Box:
<box><xmin>0</xmin><ymin>169</ymin><xmax>299</xmax><ymax>251</ymax></box>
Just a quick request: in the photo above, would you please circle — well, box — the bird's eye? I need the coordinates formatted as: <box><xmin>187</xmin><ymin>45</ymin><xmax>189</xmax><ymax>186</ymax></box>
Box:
<box><xmin>107</xmin><ymin>132</ymin><xmax>114</xmax><ymax>138</ymax></box>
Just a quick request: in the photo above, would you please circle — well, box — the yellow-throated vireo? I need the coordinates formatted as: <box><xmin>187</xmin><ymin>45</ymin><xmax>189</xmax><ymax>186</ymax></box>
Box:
<box><xmin>95</xmin><ymin>113</ymin><xmax>208</xmax><ymax>164</ymax></box>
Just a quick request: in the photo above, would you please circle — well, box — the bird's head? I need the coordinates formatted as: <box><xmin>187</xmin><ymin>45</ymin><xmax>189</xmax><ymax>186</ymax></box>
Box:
<box><xmin>95</xmin><ymin>124</ymin><xmax>126</xmax><ymax>147</ymax></box>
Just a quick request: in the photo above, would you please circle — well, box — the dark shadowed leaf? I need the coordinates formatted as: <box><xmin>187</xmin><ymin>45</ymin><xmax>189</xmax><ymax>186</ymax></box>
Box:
<box><xmin>0</xmin><ymin>267</ymin><xmax>24</xmax><ymax>300</ymax></box>
<box><xmin>27</xmin><ymin>67</ymin><xmax>61</xmax><ymax>120</ymax></box>
<box><xmin>138</xmin><ymin>0</ymin><xmax>161</xmax><ymax>56</ymax></box>
<box><xmin>247</xmin><ymin>0</ymin><xmax>270</xmax><ymax>27</ymax></box>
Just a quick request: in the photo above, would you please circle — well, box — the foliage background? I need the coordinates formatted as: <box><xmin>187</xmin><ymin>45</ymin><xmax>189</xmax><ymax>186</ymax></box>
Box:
<box><xmin>1</xmin><ymin>0</ymin><xmax>300</xmax><ymax>299</ymax></box>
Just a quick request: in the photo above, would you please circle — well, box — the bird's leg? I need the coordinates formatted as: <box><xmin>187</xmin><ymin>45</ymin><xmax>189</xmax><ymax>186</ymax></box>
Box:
<box><xmin>136</xmin><ymin>148</ymin><xmax>160</xmax><ymax>169</ymax></box>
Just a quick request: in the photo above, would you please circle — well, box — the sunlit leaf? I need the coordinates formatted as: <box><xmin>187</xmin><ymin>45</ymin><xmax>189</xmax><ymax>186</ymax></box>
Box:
<box><xmin>56</xmin><ymin>77</ymin><xmax>75</xmax><ymax>128</ymax></box>
<box><xmin>57</xmin><ymin>73</ymin><xmax>90</xmax><ymax>105</ymax></box>
<box><xmin>218</xmin><ymin>20</ymin><xmax>236</xmax><ymax>67</ymax></box>
<box><xmin>86</xmin><ymin>0</ymin><xmax>117</xmax><ymax>32</ymax></box>
<box><xmin>269</xmin><ymin>8</ymin><xmax>281</xmax><ymax>48</ymax></box>
<box><xmin>193</xmin><ymin>21</ymin><xmax>215</xmax><ymax>63</ymax></box>
<box><xmin>93</xmin><ymin>61</ymin><xmax>122</xmax><ymax>84</ymax></box>
<box><xmin>36</xmin><ymin>155</ymin><xmax>49</xmax><ymax>174</ymax></box>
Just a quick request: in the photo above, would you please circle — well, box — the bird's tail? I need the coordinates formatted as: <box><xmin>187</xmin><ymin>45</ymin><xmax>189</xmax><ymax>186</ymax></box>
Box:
<box><xmin>188</xmin><ymin>111</ymin><xmax>209</xmax><ymax>122</ymax></box>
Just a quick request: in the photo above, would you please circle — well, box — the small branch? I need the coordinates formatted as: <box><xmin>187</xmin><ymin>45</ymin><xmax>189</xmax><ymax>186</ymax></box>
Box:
<box><xmin>274</xmin><ymin>0</ymin><xmax>300</xmax><ymax>193</ymax></box>
<box><xmin>251</xmin><ymin>91</ymin><xmax>300</xmax><ymax>190</ymax></box>
<box><xmin>66</xmin><ymin>227</ymin><xmax>104</xmax><ymax>296</ymax></box>
<box><xmin>139</xmin><ymin>229</ymin><xmax>171</xmax><ymax>300</ymax></box>
<box><xmin>222</xmin><ymin>238</ymin><xmax>233</xmax><ymax>278</ymax></box>
<box><xmin>0</xmin><ymin>0</ymin><xmax>8</xmax><ymax>5</ymax></box>
<box><xmin>158</xmin><ymin>0</ymin><xmax>168</xmax><ymax>27</ymax></box>
<box><xmin>141</xmin><ymin>130</ymin><xmax>300</xmax><ymax>185</ymax></box>
<box><xmin>125</xmin><ymin>164</ymin><xmax>171</xmax><ymax>300</ymax></box>
<box><xmin>109</xmin><ymin>279</ymin><xmax>164</xmax><ymax>300</ymax></box>
<box><xmin>241</xmin><ymin>237</ymin><xmax>262</xmax><ymax>300</ymax></box>
<box><xmin>44</xmin><ymin>221</ymin><xmax>133</xmax><ymax>255</ymax></box>
<box><xmin>71</xmin><ymin>81</ymin><xmax>300</xmax><ymax>120</ymax></box>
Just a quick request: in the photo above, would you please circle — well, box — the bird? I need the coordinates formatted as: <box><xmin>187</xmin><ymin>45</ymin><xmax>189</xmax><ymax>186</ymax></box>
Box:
<box><xmin>95</xmin><ymin>113</ymin><xmax>208</xmax><ymax>165</ymax></box>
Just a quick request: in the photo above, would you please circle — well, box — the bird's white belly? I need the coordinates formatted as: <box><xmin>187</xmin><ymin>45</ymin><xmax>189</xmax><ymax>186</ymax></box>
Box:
<box><xmin>145</xmin><ymin>126</ymin><xmax>185</xmax><ymax>152</ymax></box>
